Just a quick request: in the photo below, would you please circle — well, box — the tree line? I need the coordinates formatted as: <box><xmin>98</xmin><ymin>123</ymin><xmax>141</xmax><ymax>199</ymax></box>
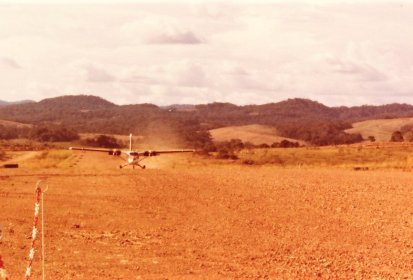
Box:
<box><xmin>6</xmin><ymin>95</ymin><xmax>413</xmax><ymax>147</ymax></box>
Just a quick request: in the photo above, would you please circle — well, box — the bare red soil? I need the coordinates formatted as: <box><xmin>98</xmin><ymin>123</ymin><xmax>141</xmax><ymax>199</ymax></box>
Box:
<box><xmin>1</xmin><ymin>152</ymin><xmax>413</xmax><ymax>279</ymax></box>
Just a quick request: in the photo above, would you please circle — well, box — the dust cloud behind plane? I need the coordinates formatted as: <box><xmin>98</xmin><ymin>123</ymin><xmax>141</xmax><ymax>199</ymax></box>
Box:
<box><xmin>0</xmin><ymin>1</ymin><xmax>412</xmax><ymax>106</ymax></box>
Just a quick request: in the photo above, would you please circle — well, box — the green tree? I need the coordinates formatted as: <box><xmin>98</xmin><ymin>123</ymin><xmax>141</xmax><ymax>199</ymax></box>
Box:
<box><xmin>367</xmin><ymin>136</ymin><xmax>376</xmax><ymax>142</ymax></box>
<box><xmin>390</xmin><ymin>131</ymin><xmax>404</xmax><ymax>142</ymax></box>
<box><xmin>82</xmin><ymin>135</ymin><xmax>121</xmax><ymax>148</ymax></box>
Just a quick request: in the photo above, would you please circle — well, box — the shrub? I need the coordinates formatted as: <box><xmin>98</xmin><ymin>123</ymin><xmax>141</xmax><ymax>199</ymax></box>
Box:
<box><xmin>257</xmin><ymin>143</ymin><xmax>270</xmax><ymax>149</ymax></box>
<box><xmin>216</xmin><ymin>148</ymin><xmax>238</xmax><ymax>160</ymax></box>
<box><xmin>279</xmin><ymin>140</ymin><xmax>300</xmax><ymax>148</ymax></box>
<box><xmin>390</xmin><ymin>131</ymin><xmax>404</xmax><ymax>142</ymax></box>
<box><xmin>271</xmin><ymin>142</ymin><xmax>280</xmax><ymax>148</ymax></box>
<box><xmin>242</xmin><ymin>159</ymin><xmax>255</xmax><ymax>165</ymax></box>
<box><xmin>244</xmin><ymin>141</ymin><xmax>255</xmax><ymax>149</ymax></box>
<box><xmin>367</xmin><ymin>136</ymin><xmax>376</xmax><ymax>142</ymax></box>
<box><xmin>81</xmin><ymin>135</ymin><xmax>121</xmax><ymax>148</ymax></box>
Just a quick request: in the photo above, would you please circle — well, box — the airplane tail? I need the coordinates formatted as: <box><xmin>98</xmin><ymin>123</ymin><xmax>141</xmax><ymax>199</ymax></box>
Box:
<box><xmin>129</xmin><ymin>133</ymin><xmax>132</xmax><ymax>151</ymax></box>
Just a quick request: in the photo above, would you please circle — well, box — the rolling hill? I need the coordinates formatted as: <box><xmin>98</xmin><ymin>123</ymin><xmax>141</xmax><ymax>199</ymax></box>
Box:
<box><xmin>0</xmin><ymin>119</ymin><xmax>32</xmax><ymax>128</ymax></box>
<box><xmin>210</xmin><ymin>124</ymin><xmax>305</xmax><ymax>145</ymax></box>
<box><xmin>345</xmin><ymin>118</ymin><xmax>413</xmax><ymax>141</ymax></box>
<box><xmin>3</xmin><ymin>95</ymin><xmax>413</xmax><ymax>146</ymax></box>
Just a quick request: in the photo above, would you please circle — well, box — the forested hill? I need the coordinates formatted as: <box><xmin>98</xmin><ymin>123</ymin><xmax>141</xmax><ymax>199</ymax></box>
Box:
<box><xmin>1</xmin><ymin>95</ymin><xmax>413</xmax><ymax>146</ymax></box>
<box><xmin>335</xmin><ymin>103</ymin><xmax>413</xmax><ymax>121</ymax></box>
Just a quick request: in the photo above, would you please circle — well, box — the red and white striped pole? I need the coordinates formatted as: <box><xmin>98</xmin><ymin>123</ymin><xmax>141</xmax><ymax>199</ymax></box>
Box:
<box><xmin>0</xmin><ymin>255</ymin><xmax>9</xmax><ymax>280</ymax></box>
<box><xmin>24</xmin><ymin>185</ymin><xmax>42</xmax><ymax>280</ymax></box>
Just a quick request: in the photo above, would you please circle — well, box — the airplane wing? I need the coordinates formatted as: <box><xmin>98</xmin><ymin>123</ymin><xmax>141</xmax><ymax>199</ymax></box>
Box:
<box><xmin>134</xmin><ymin>149</ymin><xmax>195</xmax><ymax>157</ymax></box>
<box><xmin>69</xmin><ymin>147</ymin><xmax>122</xmax><ymax>155</ymax></box>
<box><xmin>69</xmin><ymin>147</ymin><xmax>194</xmax><ymax>156</ymax></box>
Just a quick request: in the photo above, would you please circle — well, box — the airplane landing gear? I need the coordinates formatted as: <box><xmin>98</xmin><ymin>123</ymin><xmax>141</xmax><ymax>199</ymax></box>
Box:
<box><xmin>119</xmin><ymin>162</ymin><xmax>146</xmax><ymax>169</ymax></box>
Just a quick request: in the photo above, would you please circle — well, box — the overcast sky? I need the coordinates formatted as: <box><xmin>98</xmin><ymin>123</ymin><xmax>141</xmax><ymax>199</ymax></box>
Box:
<box><xmin>0</xmin><ymin>1</ymin><xmax>412</xmax><ymax>106</ymax></box>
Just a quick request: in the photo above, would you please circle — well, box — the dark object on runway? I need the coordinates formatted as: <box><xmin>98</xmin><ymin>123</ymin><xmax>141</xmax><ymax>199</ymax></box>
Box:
<box><xmin>3</xmin><ymin>164</ymin><xmax>19</xmax><ymax>168</ymax></box>
<box><xmin>353</xmin><ymin>166</ymin><xmax>369</xmax><ymax>171</ymax></box>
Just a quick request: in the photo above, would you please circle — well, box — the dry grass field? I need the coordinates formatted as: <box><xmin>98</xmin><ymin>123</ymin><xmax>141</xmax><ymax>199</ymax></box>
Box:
<box><xmin>209</xmin><ymin>124</ymin><xmax>304</xmax><ymax>145</ymax></box>
<box><xmin>1</xmin><ymin>148</ymin><xmax>413</xmax><ymax>279</ymax></box>
<box><xmin>238</xmin><ymin>142</ymin><xmax>413</xmax><ymax>169</ymax></box>
<box><xmin>346</xmin><ymin>117</ymin><xmax>413</xmax><ymax>141</ymax></box>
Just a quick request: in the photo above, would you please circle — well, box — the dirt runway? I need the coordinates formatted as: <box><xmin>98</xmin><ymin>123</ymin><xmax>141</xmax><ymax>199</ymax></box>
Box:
<box><xmin>1</xmin><ymin>153</ymin><xmax>413</xmax><ymax>279</ymax></box>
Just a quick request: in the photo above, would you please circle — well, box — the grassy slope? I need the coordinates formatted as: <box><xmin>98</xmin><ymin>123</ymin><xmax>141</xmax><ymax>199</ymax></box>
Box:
<box><xmin>209</xmin><ymin>124</ymin><xmax>305</xmax><ymax>145</ymax></box>
<box><xmin>0</xmin><ymin>119</ymin><xmax>32</xmax><ymax>128</ymax></box>
<box><xmin>237</xmin><ymin>142</ymin><xmax>413</xmax><ymax>169</ymax></box>
<box><xmin>4</xmin><ymin>140</ymin><xmax>413</xmax><ymax>170</ymax></box>
<box><xmin>345</xmin><ymin>117</ymin><xmax>413</xmax><ymax>141</ymax></box>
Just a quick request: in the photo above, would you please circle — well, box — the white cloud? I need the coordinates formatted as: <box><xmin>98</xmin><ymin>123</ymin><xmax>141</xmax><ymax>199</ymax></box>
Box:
<box><xmin>121</xmin><ymin>15</ymin><xmax>204</xmax><ymax>45</ymax></box>
<box><xmin>1</xmin><ymin>3</ymin><xmax>413</xmax><ymax>106</ymax></box>
<box><xmin>145</xmin><ymin>30</ymin><xmax>202</xmax><ymax>45</ymax></box>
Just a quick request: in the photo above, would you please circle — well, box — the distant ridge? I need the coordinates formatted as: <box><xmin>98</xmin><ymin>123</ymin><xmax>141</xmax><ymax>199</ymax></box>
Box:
<box><xmin>2</xmin><ymin>95</ymin><xmax>413</xmax><ymax>146</ymax></box>
<box><xmin>162</xmin><ymin>104</ymin><xmax>196</xmax><ymax>112</ymax></box>
<box><xmin>3</xmin><ymin>95</ymin><xmax>410</xmax><ymax>118</ymax></box>
<box><xmin>38</xmin><ymin>95</ymin><xmax>115</xmax><ymax>110</ymax></box>
<box><xmin>334</xmin><ymin>103</ymin><xmax>413</xmax><ymax>121</ymax></box>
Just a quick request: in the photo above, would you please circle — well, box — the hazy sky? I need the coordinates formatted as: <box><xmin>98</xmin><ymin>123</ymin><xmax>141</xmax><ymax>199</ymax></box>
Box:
<box><xmin>0</xmin><ymin>1</ymin><xmax>412</xmax><ymax>106</ymax></box>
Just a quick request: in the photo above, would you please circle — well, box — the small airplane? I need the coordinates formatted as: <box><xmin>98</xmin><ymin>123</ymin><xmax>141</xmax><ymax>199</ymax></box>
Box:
<box><xmin>69</xmin><ymin>134</ymin><xmax>195</xmax><ymax>169</ymax></box>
